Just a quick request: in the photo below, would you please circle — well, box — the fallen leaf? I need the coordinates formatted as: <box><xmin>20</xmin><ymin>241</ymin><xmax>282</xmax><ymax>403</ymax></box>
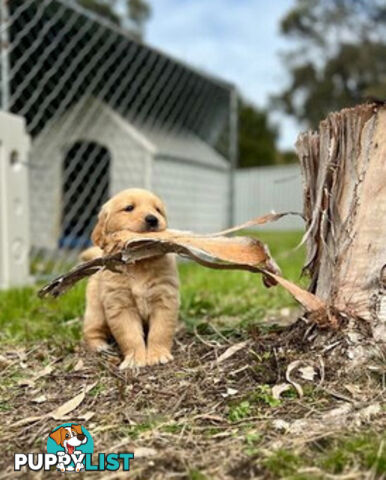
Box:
<box><xmin>299</xmin><ymin>366</ymin><xmax>318</xmax><ymax>381</ymax></box>
<box><xmin>18</xmin><ymin>378</ymin><xmax>35</xmax><ymax>388</ymax></box>
<box><xmin>35</xmin><ymin>365</ymin><xmax>54</xmax><ymax>378</ymax></box>
<box><xmin>79</xmin><ymin>411</ymin><xmax>95</xmax><ymax>422</ymax></box>
<box><xmin>12</xmin><ymin>415</ymin><xmax>45</xmax><ymax>427</ymax></box>
<box><xmin>0</xmin><ymin>354</ymin><xmax>11</xmax><ymax>367</ymax></box>
<box><xmin>134</xmin><ymin>447</ymin><xmax>157</xmax><ymax>458</ymax></box>
<box><xmin>272</xmin><ymin>383</ymin><xmax>292</xmax><ymax>400</ymax></box>
<box><xmin>32</xmin><ymin>395</ymin><xmax>47</xmax><ymax>404</ymax></box>
<box><xmin>221</xmin><ymin>387</ymin><xmax>238</xmax><ymax>398</ymax></box>
<box><xmin>73</xmin><ymin>359</ymin><xmax>84</xmax><ymax>371</ymax></box>
<box><xmin>193</xmin><ymin>414</ymin><xmax>224</xmax><ymax>423</ymax></box>
<box><xmin>344</xmin><ymin>384</ymin><xmax>362</xmax><ymax>396</ymax></box>
<box><xmin>215</xmin><ymin>341</ymin><xmax>249</xmax><ymax>364</ymax></box>
<box><xmin>285</xmin><ymin>361</ymin><xmax>304</xmax><ymax>398</ymax></box>
<box><xmin>49</xmin><ymin>382</ymin><xmax>97</xmax><ymax>420</ymax></box>
<box><xmin>272</xmin><ymin>419</ymin><xmax>290</xmax><ymax>431</ymax></box>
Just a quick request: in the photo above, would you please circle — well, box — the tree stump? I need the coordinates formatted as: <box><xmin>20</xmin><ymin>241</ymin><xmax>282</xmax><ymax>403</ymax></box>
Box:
<box><xmin>295</xmin><ymin>103</ymin><xmax>386</xmax><ymax>358</ymax></box>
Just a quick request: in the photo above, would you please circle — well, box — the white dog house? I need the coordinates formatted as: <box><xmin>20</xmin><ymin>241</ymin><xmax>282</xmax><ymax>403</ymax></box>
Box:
<box><xmin>30</xmin><ymin>97</ymin><xmax>230</xmax><ymax>251</ymax></box>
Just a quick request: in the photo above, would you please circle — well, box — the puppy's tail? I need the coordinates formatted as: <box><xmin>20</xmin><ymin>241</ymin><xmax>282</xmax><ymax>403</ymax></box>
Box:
<box><xmin>79</xmin><ymin>246</ymin><xmax>103</xmax><ymax>262</ymax></box>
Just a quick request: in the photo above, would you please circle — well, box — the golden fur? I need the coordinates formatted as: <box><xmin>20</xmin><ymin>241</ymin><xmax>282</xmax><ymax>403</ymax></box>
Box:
<box><xmin>82</xmin><ymin>189</ymin><xmax>179</xmax><ymax>369</ymax></box>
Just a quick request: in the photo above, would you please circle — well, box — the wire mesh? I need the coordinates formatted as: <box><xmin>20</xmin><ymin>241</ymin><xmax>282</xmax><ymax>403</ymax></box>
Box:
<box><xmin>1</xmin><ymin>0</ymin><xmax>235</xmax><ymax>278</ymax></box>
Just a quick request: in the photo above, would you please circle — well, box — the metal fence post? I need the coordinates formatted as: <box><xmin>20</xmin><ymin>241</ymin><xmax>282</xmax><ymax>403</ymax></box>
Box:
<box><xmin>0</xmin><ymin>112</ymin><xmax>31</xmax><ymax>289</ymax></box>
<box><xmin>228</xmin><ymin>87</ymin><xmax>238</xmax><ymax>227</ymax></box>
<box><xmin>0</xmin><ymin>0</ymin><xmax>10</xmax><ymax>111</ymax></box>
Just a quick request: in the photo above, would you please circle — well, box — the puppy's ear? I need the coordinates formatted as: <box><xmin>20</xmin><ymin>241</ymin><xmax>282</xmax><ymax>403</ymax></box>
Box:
<box><xmin>49</xmin><ymin>427</ymin><xmax>64</xmax><ymax>445</ymax></box>
<box><xmin>91</xmin><ymin>208</ymin><xmax>108</xmax><ymax>248</ymax></box>
<box><xmin>72</xmin><ymin>424</ymin><xmax>83</xmax><ymax>435</ymax></box>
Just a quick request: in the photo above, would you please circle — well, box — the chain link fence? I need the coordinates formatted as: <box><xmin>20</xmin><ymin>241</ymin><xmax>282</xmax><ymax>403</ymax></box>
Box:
<box><xmin>1</xmin><ymin>0</ymin><xmax>236</xmax><ymax>279</ymax></box>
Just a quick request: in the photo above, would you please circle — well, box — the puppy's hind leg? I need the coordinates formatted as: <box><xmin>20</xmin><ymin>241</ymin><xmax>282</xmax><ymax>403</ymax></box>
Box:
<box><xmin>83</xmin><ymin>277</ymin><xmax>111</xmax><ymax>355</ymax></box>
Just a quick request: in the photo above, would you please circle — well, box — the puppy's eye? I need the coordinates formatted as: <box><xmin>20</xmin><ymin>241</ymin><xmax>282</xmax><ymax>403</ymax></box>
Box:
<box><xmin>156</xmin><ymin>207</ymin><xmax>162</xmax><ymax>214</ymax></box>
<box><xmin>65</xmin><ymin>434</ymin><xmax>69</xmax><ymax>438</ymax></box>
<box><xmin>124</xmin><ymin>205</ymin><xmax>134</xmax><ymax>212</ymax></box>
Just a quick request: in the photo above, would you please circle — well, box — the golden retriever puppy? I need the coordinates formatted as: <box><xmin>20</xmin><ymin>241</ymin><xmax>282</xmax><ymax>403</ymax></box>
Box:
<box><xmin>82</xmin><ymin>189</ymin><xmax>179</xmax><ymax>369</ymax></box>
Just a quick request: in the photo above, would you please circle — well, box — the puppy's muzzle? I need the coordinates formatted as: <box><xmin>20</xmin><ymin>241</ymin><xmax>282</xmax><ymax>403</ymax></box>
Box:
<box><xmin>145</xmin><ymin>214</ymin><xmax>159</xmax><ymax>230</ymax></box>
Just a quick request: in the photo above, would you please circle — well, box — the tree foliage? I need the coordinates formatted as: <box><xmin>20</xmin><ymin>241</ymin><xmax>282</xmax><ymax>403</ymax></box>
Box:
<box><xmin>273</xmin><ymin>0</ymin><xmax>386</xmax><ymax>127</ymax></box>
<box><xmin>126</xmin><ymin>0</ymin><xmax>152</xmax><ymax>32</ymax></box>
<box><xmin>238</xmin><ymin>100</ymin><xmax>278</xmax><ymax>168</ymax></box>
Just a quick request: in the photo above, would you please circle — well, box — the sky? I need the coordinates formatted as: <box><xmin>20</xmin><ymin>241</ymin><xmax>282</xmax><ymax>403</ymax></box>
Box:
<box><xmin>145</xmin><ymin>0</ymin><xmax>300</xmax><ymax>150</ymax></box>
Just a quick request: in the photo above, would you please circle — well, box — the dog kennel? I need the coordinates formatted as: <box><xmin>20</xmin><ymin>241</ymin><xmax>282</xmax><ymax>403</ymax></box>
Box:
<box><xmin>29</xmin><ymin>97</ymin><xmax>231</xmax><ymax>251</ymax></box>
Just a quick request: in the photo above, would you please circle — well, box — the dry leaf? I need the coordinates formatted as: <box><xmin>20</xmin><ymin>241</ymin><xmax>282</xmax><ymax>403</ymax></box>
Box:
<box><xmin>49</xmin><ymin>382</ymin><xmax>96</xmax><ymax>420</ymax></box>
<box><xmin>193</xmin><ymin>414</ymin><xmax>224</xmax><ymax>423</ymax></box>
<box><xmin>35</xmin><ymin>365</ymin><xmax>54</xmax><ymax>378</ymax></box>
<box><xmin>285</xmin><ymin>360</ymin><xmax>304</xmax><ymax>398</ymax></box>
<box><xmin>272</xmin><ymin>419</ymin><xmax>290</xmax><ymax>431</ymax></box>
<box><xmin>12</xmin><ymin>415</ymin><xmax>46</xmax><ymax>427</ymax></box>
<box><xmin>215</xmin><ymin>341</ymin><xmax>249</xmax><ymax>364</ymax></box>
<box><xmin>299</xmin><ymin>366</ymin><xmax>318</xmax><ymax>381</ymax></box>
<box><xmin>221</xmin><ymin>387</ymin><xmax>238</xmax><ymax>398</ymax></box>
<box><xmin>0</xmin><ymin>354</ymin><xmax>11</xmax><ymax>367</ymax></box>
<box><xmin>79</xmin><ymin>411</ymin><xmax>95</xmax><ymax>422</ymax></box>
<box><xmin>32</xmin><ymin>394</ymin><xmax>47</xmax><ymax>404</ymax></box>
<box><xmin>17</xmin><ymin>378</ymin><xmax>35</xmax><ymax>388</ymax></box>
<box><xmin>73</xmin><ymin>359</ymin><xmax>84</xmax><ymax>371</ymax></box>
<box><xmin>134</xmin><ymin>447</ymin><xmax>157</xmax><ymax>458</ymax></box>
<box><xmin>272</xmin><ymin>383</ymin><xmax>292</xmax><ymax>400</ymax></box>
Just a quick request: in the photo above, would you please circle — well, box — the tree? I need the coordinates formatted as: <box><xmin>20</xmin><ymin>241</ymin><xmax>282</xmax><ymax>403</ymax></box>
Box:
<box><xmin>238</xmin><ymin>100</ymin><xmax>278</xmax><ymax>168</ymax></box>
<box><xmin>126</xmin><ymin>0</ymin><xmax>152</xmax><ymax>36</ymax></box>
<box><xmin>77</xmin><ymin>0</ymin><xmax>152</xmax><ymax>39</ymax></box>
<box><xmin>273</xmin><ymin>0</ymin><xmax>386</xmax><ymax>128</ymax></box>
<box><xmin>295</xmin><ymin>102</ymin><xmax>385</xmax><ymax>363</ymax></box>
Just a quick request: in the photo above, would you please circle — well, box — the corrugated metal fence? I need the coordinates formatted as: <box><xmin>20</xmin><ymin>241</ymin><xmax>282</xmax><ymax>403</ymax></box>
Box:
<box><xmin>235</xmin><ymin>164</ymin><xmax>304</xmax><ymax>231</ymax></box>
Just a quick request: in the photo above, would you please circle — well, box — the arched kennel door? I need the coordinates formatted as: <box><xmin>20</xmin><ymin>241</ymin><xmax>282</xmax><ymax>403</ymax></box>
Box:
<box><xmin>60</xmin><ymin>141</ymin><xmax>111</xmax><ymax>249</ymax></box>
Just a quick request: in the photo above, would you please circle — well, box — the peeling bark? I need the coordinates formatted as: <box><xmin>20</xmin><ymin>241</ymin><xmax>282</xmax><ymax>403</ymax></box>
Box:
<box><xmin>296</xmin><ymin>104</ymin><xmax>386</xmax><ymax>341</ymax></box>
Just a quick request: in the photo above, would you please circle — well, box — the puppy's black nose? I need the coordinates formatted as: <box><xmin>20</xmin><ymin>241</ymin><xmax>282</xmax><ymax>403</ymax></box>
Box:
<box><xmin>77</xmin><ymin>434</ymin><xmax>85</xmax><ymax>441</ymax></box>
<box><xmin>145</xmin><ymin>214</ymin><xmax>158</xmax><ymax>228</ymax></box>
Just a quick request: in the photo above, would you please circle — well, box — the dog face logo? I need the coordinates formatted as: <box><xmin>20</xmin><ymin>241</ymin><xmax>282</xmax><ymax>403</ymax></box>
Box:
<box><xmin>49</xmin><ymin>424</ymin><xmax>87</xmax><ymax>455</ymax></box>
<box><xmin>47</xmin><ymin>423</ymin><xmax>93</xmax><ymax>472</ymax></box>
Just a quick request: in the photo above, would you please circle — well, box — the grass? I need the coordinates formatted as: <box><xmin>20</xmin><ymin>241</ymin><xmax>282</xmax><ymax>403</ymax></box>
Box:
<box><xmin>1</xmin><ymin>230</ymin><xmax>385</xmax><ymax>479</ymax></box>
<box><xmin>262</xmin><ymin>432</ymin><xmax>386</xmax><ymax>479</ymax></box>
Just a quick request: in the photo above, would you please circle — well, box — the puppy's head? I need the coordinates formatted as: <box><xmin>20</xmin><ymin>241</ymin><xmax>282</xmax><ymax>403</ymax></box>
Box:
<box><xmin>49</xmin><ymin>424</ymin><xmax>87</xmax><ymax>453</ymax></box>
<box><xmin>92</xmin><ymin>189</ymin><xmax>167</xmax><ymax>248</ymax></box>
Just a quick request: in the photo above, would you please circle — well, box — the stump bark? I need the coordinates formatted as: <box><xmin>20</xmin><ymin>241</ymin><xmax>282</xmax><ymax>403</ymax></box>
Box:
<box><xmin>296</xmin><ymin>103</ymin><xmax>386</xmax><ymax>344</ymax></box>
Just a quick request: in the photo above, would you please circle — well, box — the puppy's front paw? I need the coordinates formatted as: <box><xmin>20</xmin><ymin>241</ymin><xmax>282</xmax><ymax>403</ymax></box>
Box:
<box><xmin>119</xmin><ymin>349</ymin><xmax>147</xmax><ymax>369</ymax></box>
<box><xmin>147</xmin><ymin>346</ymin><xmax>174</xmax><ymax>366</ymax></box>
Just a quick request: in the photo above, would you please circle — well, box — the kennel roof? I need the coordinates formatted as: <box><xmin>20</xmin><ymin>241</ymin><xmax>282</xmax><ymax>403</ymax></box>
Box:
<box><xmin>39</xmin><ymin>96</ymin><xmax>229</xmax><ymax>170</ymax></box>
<box><xmin>7</xmin><ymin>0</ymin><xmax>234</xmax><ymax>157</ymax></box>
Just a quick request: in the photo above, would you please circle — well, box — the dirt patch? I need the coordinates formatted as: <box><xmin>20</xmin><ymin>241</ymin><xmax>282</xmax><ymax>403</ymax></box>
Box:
<box><xmin>0</xmin><ymin>322</ymin><xmax>385</xmax><ymax>479</ymax></box>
